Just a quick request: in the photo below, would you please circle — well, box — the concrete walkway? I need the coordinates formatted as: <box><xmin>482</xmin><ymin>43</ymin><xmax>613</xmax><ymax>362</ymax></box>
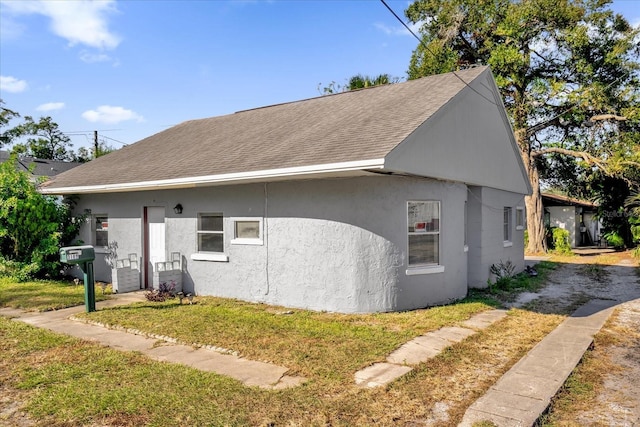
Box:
<box><xmin>0</xmin><ymin>293</ymin><xmax>305</xmax><ymax>390</ymax></box>
<box><xmin>459</xmin><ymin>299</ymin><xmax>617</xmax><ymax>427</ymax></box>
<box><xmin>354</xmin><ymin>309</ymin><xmax>509</xmax><ymax>388</ymax></box>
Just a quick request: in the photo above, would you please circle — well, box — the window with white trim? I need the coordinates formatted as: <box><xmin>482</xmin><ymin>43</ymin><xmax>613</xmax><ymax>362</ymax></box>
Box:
<box><xmin>515</xmin><ymin>207</ymin><xmax>525</xmax><ymax>230</ymax></box>
<box><xmin>408</xmin><ymin>201</ymin><xmax>440</xmax><ymax>266</ymax></box>
<box><xmin>94</xmin><ymin>215</ymin><xmax>108</xmax><ymax>247</ymax></box>
<box><xmin>197</xmin><ymin>213</ymin><xmax>223</xmax><ymax>252</ymax></box>
<box><xmin>504</xmin><ymin>207</ymin><xmax>512</xmax><ymax>242</ymax></box>
<box><xmin>231</xmin><ymin>218</ymin><xmax>263</xmax><ymax>245</ymax></box>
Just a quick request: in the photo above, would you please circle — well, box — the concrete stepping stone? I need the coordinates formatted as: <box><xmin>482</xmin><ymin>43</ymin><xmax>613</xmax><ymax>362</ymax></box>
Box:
<box><xmin>356</xmin><ymin>309</ymin><xmax>508</xmax><ymax>388</ymax></box>
<box><xmin>355</xmin><ymin>363</ymin><xmax>412</xmax><ymax>388</ymax></box>
<box><xmin>462</xmin><ymin>309</ymin><xmax>508</xmax><ymax>329</ymax></box>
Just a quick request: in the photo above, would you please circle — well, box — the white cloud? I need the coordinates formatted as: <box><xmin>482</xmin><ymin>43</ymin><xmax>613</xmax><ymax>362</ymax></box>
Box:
<box><xmin>36</xmin><ymin>102</ymin><xmax>65</xmax><ymax>112</ymax></box>
<box><xmin>82</xmin><ymin>105</ymin><xmax>144</xmax><ymax>124</ymax></box>
<box><xmin>79</xmin><ymin>51</ymin><xmax>112</xmax><ymax>63</ymax></box>
<box><xmin>0</xmin><ymin>75</ymin><xmax>28</xmax><ymax>93</ymax></box>
<box><xmin>1</xmin><ymin>0</ymin><xmax>121</xmax><ymax>50</ymax></box>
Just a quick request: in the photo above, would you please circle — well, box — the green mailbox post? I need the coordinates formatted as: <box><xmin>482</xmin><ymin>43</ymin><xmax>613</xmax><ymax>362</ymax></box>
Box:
<box><xmin>60</xmin><ymin>245</ymin><xmax>96</xmax><ymax>313</ymax></box>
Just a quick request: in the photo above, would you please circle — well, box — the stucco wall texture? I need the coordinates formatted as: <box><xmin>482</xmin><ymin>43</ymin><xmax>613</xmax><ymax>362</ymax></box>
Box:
<box><xmin>467</xmin><ymin>186</ymin><xmax>526</xmax><ymax>288</ymax></box>
<box><xmin>72</xmin><ymin>175</ymin><xmax>523</xmax><ymax>313</ymax></box>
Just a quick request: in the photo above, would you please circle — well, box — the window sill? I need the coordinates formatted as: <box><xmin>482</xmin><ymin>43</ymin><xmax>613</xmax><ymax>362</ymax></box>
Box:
<box><xmin>516</xmin><ymin>226</ymin><xmax>524</xmax><ymax>231</ymax></box>
<box><xmin>406</xmin><ymin>265</ymin><xmax>445</xmax><ymax>275</ymax></box>
<box><xmin>230</xmin><ymin>238</ymin><xmax>263</xmax><ymax>246</ymax></box>
<box><xmin>503</xmin><ymin>241</ymin><xmax>513</xmax><ymax>248</ymax></box>
<box><xmin>190</xmin><ymin>253</ymin><xmax>229</xmax><ymax>262</ymax></box>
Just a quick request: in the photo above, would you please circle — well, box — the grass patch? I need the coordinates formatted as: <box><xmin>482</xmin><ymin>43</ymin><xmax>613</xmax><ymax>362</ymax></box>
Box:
<box><xmin>77</xmin><ymin>295</ymin><xmax>497</xmax><ymax>380</ymax></box>
<box><xmin>470</xmin><ymin>261</ymin><xmax>557</xmax><ymax>303</ymax></box>
<box><xmin>1</xmin><ymin>308</ymin><xmax>565</xmax><ymax>426</ymax></box>
<box><xmin>0</xmin><ymin>276</ymin><xmax>112</xmax><ymax>311</ymax></box>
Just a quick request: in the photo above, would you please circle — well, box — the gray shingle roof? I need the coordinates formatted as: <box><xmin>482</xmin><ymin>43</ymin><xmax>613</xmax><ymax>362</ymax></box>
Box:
<box><xmin>0</xmin><ymin>150</ymin><xmax>81</xmax><ymax>177</ymax></box>
<box><xmin>44</xmin><ymin>66</ymin><xmax>488</xmax><ymax>191</ymax></box>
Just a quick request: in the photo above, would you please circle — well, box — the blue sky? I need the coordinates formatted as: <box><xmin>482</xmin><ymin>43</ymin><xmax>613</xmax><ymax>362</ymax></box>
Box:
<box><xmin>1</xmin><ymin>0</ymin><xmax>639</xmax><ymax>153</ymax></box>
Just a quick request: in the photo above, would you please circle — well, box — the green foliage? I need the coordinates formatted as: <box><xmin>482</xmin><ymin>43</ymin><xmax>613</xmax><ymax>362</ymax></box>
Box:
<box><xmin>318</xmin><ymin>74</ymin><xmax>402</xmax><ymax>95</ymax></box>
<box><xmin>0</xmin><ymin>99</ymin><xmax>20</xmax><ymax>148</ymax></box>
<box><xmin>550</xmin><ymin>227</ymin><xmax>572</xmax><ymax>254</ymax></box>
<box><xmin>0</xmin><ymin>157</ymin><xmax>82</xmax><ymax>280</ymax></box>
<box><xmin>489</xmin><ymin>259</ymin><xmax>516</xmax><ymax>290</ymax></box>
<box><xmin>602</xmin><ymin>230</ymin><xmax>625</xmax><ymax>249</ymax></box>
<box><xmin>10</xmin><ymin>115</ymin><xmax>74</xmax><ymax>161</ymax></box>
<box><xmin>74</xmin><ymin>143</ymin><xmax>116</xmax><ymax>163</ymax></box>
<box><xmin>592</xmin><ymin>175</ymin><xmax>634</xmax><ymax>247</ymax></box>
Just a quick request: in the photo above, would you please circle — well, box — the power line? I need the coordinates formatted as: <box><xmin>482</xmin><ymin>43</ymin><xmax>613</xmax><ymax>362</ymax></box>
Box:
<box><xmin>100</xmin><ymin>135</ymin><xmax>128</xmax><ymax>146</ymax></box>
<box><xmin>62</xmin><ymin>130</ymin><xmax>129</xmax><ymax>146</ymax></box>
<box><xmin>379</xmin><ymin>0</ymin><xmax>498</xmax><ymax>107</ymax></box>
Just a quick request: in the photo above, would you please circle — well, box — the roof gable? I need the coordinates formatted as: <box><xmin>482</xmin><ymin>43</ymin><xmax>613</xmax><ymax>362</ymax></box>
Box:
<box><xmin>384</xmin><ymin>68</ymin><xmax>531</xmax><ymax>194</ymax></box>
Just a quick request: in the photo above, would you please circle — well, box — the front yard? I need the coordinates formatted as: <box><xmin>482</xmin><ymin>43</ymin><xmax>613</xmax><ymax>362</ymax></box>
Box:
<box><xmin>1</xmin><ymin>256</ymin><xmax>633</xmax><ymax>426</ymax></box>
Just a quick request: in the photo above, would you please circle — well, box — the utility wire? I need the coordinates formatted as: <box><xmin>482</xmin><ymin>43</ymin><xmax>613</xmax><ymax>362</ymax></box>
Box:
<box><xmin>379</xmin><ymin>0</ymin><xmax>498</xmax><ymax>106</ymax></box>
<box><xmin>100</xmin><ymin>135</ymin><xmax>128</xmax><ymax>146</ymax></box>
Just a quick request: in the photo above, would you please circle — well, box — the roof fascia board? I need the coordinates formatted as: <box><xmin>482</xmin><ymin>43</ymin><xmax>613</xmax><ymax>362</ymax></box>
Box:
<box><xmin>40</xmin><ymin>158</ymin><xmax>386</xmax><ymax>194</ymax></box>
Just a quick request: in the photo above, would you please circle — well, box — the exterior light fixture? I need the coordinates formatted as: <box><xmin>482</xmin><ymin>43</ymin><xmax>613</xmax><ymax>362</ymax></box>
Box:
<box><xmin>173</xmin><ymin>203</ymin><xmax>183</xmax><ymax>215</ymax></box>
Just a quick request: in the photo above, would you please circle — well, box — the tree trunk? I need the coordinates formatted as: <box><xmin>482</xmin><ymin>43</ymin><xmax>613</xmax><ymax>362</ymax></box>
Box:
<box><xmin>516</xmin><ymin>130</ymin><xmax>548</xmax><ymax>254</ymax></box>
<box><xmin>524</xmin><ymin>166</ymin><xmax>547</xmax><ymax>254</ymax></box>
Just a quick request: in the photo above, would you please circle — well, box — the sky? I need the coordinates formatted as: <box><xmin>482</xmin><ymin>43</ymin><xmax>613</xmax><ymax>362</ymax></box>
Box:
<box><xmin>1</xmin><ymin>0</ymin><xmax>639</xmax><ymax>154</ymax></box>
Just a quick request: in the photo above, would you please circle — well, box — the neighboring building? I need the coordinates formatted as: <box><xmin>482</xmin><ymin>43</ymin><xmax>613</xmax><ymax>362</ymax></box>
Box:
<box><xmin>41</xmin><ymin>66</ymin><xmax>531</xmax><ymax>313</ymax></box>
<box><xmin>542</xmin><ymin>192</ymin><xmax>601</xmax><ymax>248</ymax></box>
<box><xmin>0</xmin><ymin>150</ymin><xmax>80</xmax><ymax>180</ymax></box>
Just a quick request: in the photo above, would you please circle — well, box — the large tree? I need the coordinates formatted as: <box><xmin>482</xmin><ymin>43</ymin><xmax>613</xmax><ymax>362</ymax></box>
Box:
<box><xmin>11</xmin><ymin>115</ymin><xmax>75</xmax><ymax>161</ymax></box>
<box><xmin>405</xmin><ymin>0</ymin><xmax>640</xmax><ymax>253</ymax></box>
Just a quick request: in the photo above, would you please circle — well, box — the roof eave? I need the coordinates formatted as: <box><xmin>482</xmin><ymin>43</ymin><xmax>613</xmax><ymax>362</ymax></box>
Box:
<box><xmin>40</xmin><ymin>158</ymin><xmax>386</xmax><ymax>194</ymax></box>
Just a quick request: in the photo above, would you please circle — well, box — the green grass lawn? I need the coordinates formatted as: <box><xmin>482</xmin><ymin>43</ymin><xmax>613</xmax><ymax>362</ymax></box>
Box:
<box><xmin>77</xmin><ymin>295</ymin><xmax>499</xmax><ymax>380</ymax></box>
<box><xmin>0</xmin><ymin>268</ymin><xmax>566</xmax><ymax>426</ymax></box>
<box><xmin>0</xmin><ymin>277</ymin><xmax>112</xmax><ymax>311</ymax></box>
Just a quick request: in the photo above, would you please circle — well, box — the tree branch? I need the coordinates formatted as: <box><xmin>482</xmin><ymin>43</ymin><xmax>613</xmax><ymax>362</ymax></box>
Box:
<box><xmin>532</xmin><ymin>147</ymin><xmax>610</xmax><ymax>174</ymax></box>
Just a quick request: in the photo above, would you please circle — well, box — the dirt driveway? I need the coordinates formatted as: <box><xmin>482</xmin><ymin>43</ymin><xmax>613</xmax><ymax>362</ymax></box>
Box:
<box><xmin>515</xmin><ymin>251</ymin><xmax>640</xmax><ymax>426</ymax></box>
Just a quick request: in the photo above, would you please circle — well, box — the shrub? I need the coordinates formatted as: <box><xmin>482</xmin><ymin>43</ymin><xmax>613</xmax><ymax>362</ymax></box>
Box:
<box><xmin>550</xmin><ymin>227</ymin><xmax>572</xmax><ymax>255</ymax></box>
<box><xmin>0</xmin><ymin>157</ymin><xmax>83</xmax><ymax>280</ymax></box>
<box><xmin>489</xmin><ymin>259</ymin><xmax>516</xmax><ymax>290</ymax></box>
<box><xmin>603</xmin><ymin>230</ymin><xmax>625</xmax><ymax>249</ymax></box>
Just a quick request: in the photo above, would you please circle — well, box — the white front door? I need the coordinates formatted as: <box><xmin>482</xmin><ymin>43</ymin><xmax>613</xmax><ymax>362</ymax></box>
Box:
<box><xmin>144</xmin><ymin>207</ymin><xmax>165</xmax><ymax>288</ymax></box>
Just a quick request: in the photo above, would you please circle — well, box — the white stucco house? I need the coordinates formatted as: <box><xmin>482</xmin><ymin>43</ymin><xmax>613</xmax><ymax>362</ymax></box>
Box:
<box><xmin>42</xmin><ymin>66</ymin><xmax>531</xmax><ymax>313</ymax></box>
